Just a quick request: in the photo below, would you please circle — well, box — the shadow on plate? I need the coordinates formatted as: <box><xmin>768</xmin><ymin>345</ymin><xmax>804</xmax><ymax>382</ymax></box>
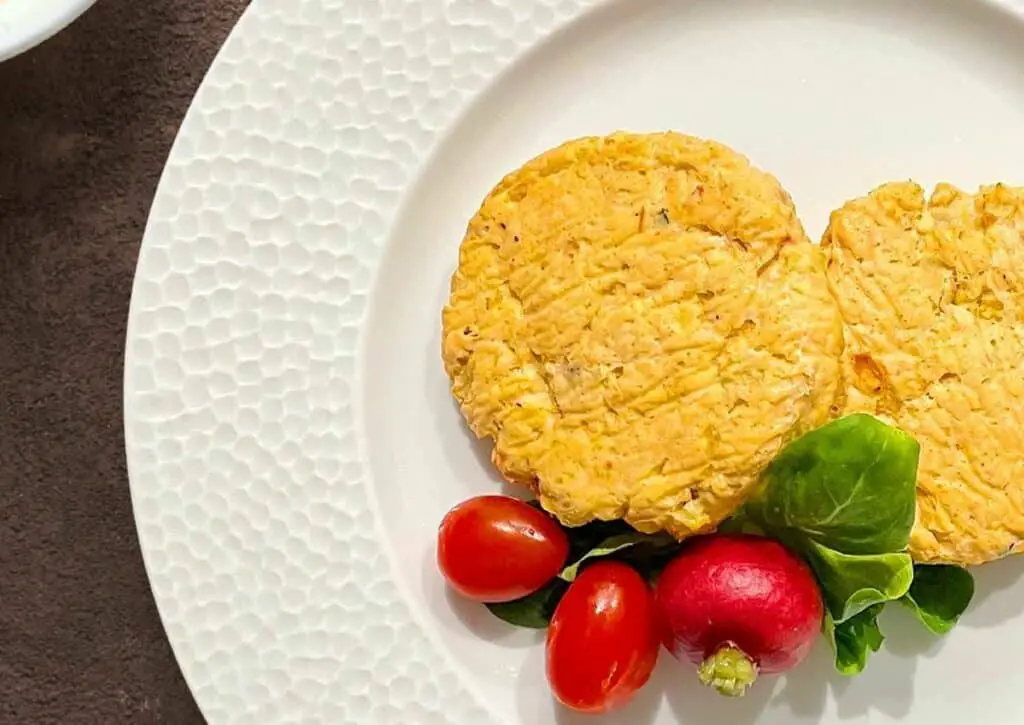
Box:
<box><xmin>879</xmin><ymin>605</ymin><xmax>945</xmax><ymax>659</ymax></box>
<box><xmin>515</xmin><ymin>639</ymin><xmax>778</xmax><ymax>724</ymax></box>
<box><xmin>424</xmin><ymin>305</ymin><xmax>518</xmax><ymax>493</ymax></box>
<box><xmin>961</xmin><ymin>555</ymin><xmax>1024</xmax><ymax>629</ymax></box>
<box><xmin>515</xmin><ymin>641</ymin><xmax>666</xmax><ymax>725</ymax></box>
<box><xmin>772</xmin><ymin>635</ymin><xmax>917</xmax><ymax>721</ymax></box>
<box><xmin>659</xmin><ymin>654</ymin><xmax>775</xmax><ymax>725</ymax></box>
<box><xmin>447</xmin><ymin>395</ymin><xmax>524</xmax><ymax>497</ymax></box>
<box><xmin>770</xmin><ymin>641</ymin><xmax>832</xmax><ymax>718</ymax></box>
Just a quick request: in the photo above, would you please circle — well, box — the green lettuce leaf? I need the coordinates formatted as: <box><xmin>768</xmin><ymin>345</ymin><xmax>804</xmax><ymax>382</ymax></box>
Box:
<box><xmin>745</xmin><ymin>414</ymin><xmax>919</xmax><ymax>555</ymax></box>
<box><xmin>559</xmin><ymin>532</ymin><xmax>676</xmax><ymax>582</ymax></box>
<box><xmin>825</xmin><ymin>605</ymin><xmax>885</xmax><ymax>675</ymax></box>
<box><xmin>803</xmin><ymin>540</ymin><xmax>913</xmax><ymax>623</ymax></box>
<box><xmin>485</xmin><ymin>578</ymin><xmax>568</xmax><ymax>629</ymax></box>
<box><xmin>900</xmin><ymin>564</ymin><xmax>975</xmax><ymax>635</ymax></box>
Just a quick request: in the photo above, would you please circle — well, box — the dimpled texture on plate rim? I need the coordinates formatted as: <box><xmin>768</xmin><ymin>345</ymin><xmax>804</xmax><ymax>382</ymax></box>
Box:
<box><xmin>124</xmin><ymin>0</ymin><xmax>1024</xmax><ymax>724</ymax></box>
<box><xmin>124</xmin><ymin>0</ymin><xmax>600</xmax><ymax>722</ymax></box>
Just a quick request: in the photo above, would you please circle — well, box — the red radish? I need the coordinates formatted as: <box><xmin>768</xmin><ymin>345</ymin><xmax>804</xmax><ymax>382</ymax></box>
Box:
<box><xmin>654</xmin><ymin>534</ymin><xmax>823</xmax><ymax>697</ymax></box>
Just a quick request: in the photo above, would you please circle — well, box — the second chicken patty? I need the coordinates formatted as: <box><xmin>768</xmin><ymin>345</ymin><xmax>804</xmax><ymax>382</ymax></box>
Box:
<box><xmin>824</xmin><ymin>181</ymin><xmax>1024</xmax><ymax>566</ymax></box>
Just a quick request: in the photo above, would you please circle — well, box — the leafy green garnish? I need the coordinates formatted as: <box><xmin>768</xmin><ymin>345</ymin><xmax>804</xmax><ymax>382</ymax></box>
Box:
<box><xmin>524</xmin><ymin>501</ymin><xmax>636</xmax><ymax>561</ymax></box>
<box><xmin>485</xmin><ymin>579</ymin><xmax>568</xmax><ymax>629</ymax></box>
<box><xmin>559</xmin><ymin>532</ymin><xmax>676</xmax><ymax>582</ymax></box>
<box><xmin>802</xmin><ymin>541</ymin><xmax>913</xmax><ymax>623</ymax></box>
<box><xmin>485</xmin><ymin>511</ymin><xmax>679</xmax><ymax>628</ymax></box>
<box><xmin>738</xmin><ymin>413</ymin><xmax>974</xmax><ymax>674</ymax></box>
<box><xmin>900</xmin><ymin>564</ymin><xmax>975</xmax><ymax>635</ymax></box>
<box><xmin>824</xmin><ymin>605</ymin><xmax>885</xmax><ymax>676</ymax></box>
<box><xmin>566</xmin><ymin>521</ymin><xmax>635</xmax><ymax>562</ymax></box>
<box><xmin>745</xmin><ymin>414</ymin><xmax>919</xmax><ymax>555</ymax></box>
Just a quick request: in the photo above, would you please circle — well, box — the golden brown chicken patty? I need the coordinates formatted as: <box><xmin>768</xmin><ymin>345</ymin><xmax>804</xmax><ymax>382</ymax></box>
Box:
<box><xmin>824</xmin><ymin>181</ymin><xmax>1024</xmax><ymax>566</ymax></box>
<box><xmin>442</xmin><ymin>132</ymin><xmax>844</xmax><ymax>539</ymax></box>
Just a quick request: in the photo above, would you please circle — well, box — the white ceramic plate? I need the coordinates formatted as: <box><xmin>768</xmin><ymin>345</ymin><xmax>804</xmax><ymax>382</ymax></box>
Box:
<box><xmin>0</xmin><ymin>0</ymin><xmax>95</xmax><ymax>62</ymax></box>
<box><xmin>125</xmin><ymin>0</ymin><xmax>1024</xmax><ymax>723</ymax></box>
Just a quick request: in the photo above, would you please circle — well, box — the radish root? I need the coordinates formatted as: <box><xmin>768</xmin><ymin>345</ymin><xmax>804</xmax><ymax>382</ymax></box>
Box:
<box><xmin>697</xmin><ymin>645</ymin><xmax>758</xmax><ymax>697</ymax></box>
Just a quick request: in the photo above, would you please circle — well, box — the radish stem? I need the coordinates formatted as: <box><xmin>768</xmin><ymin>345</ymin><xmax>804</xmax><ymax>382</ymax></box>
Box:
<box><xmin>698</xmin><ymin>645</ymin><xmax>758</xmax><ymax>697</ymax></box>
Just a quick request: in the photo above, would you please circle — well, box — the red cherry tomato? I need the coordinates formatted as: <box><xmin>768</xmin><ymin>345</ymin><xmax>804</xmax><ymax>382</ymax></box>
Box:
<box><xmin>437</xmin><ymin>495</ymin><xmax>569</xmax><ymax>603</ymax></box>
<box><xmin>546</xmin><ymin>561</ymin><xmax>660</xmax><ymax>714</ymax></box>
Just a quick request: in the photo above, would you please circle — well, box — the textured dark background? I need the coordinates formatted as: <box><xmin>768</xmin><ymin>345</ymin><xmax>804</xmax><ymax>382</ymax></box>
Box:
<box><xmin>0</xmin><ymin>1</ymin><xmax>249</xmax><ymax>722</ymax></box>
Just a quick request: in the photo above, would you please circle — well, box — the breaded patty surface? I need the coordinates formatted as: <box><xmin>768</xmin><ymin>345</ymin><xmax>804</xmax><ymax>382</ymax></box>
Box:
<box><xmin>824</xmin><ymin>181</ymin><xmax>1024</xmax><ymax>566</ymax></box>
<box><xmin>442</xmin><ymin>132</ymin><xmax>844</xmax><ymax>539</ymax></box>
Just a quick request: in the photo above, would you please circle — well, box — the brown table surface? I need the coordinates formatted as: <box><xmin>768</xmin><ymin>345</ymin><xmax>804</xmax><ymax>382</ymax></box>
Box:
<box><xmin>0</xmin><ymin>1</ymin><xmax>251</xmax><ymax>722</ymax></box>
